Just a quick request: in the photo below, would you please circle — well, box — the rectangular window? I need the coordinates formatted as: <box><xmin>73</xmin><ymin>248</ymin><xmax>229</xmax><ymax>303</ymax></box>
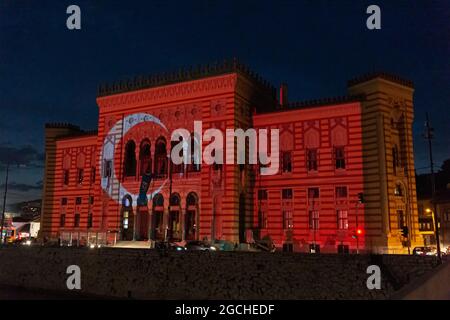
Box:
<box><xmin>103</xmin><ymin>160</ymin><xmax>112</xmax><ymax>178</ymax></box>
<box><xmin>335</xmin><ymin>186</ymin><xmax>348</xmax><ymax>198</ymax></box>
<box><xmin>282</xmin><ymin>189</ymin><xmax>293</xmax><ymax>200</ymax></box>
<box><xmin>74</xmin><ymin>213</ymin><xmax>80</xmax><ymax>227</ymax></box>
<box><xmin>281</xmin><ymin>151</ymin><xmax>292</xmax><ymax>173</ymax></box>
<box><xmin>77</xmin><ymin>168</ymin><xmax>84</xmax><ymax>184</ymax></box>
<box><xmin>308</xmin><ymin>188</ymin><xmax>320</xmax><ymax>200</ymax></box>
<box><xmin>258</xmin><ymin>189</ymin><xmax>268</xmax><ymax>200</ymax></box>
<box><xmin>334</xmin><ymin>147</ymin><xmax>346</xmax><ymax>169</ymax></box>
<box><xmin>283</xmin><ymin>210</ymin><xmax>293</xmax><ymax>229</ymax></box>
<box><xmin>60</xmin><ymin>214</ymin><xmax>66</xmax><ymax>227</ymax></box>
<box><xmin>89</xmin><ymin>196</ymin><xmax>94</xmax><ymax>205</ymax></box>
<box><xmin>307</xmin><ymin>149</ymin><xmax>318</xmax><ymax>171</ymax></box>
<box><xmin>123</xmin><ymin>211</ymin><xmax>129</xmax><ymax>230</ymax></box>
<box><xmin>63</xmin><ymin>170</ymin><xmax>69</xmax><ymax>185</ymax></box>
<box><xmin>76</xmin><ymin>197</ymin><xmax>82</xmax><ymax>205</ymax></box>
<box><xmin>258</xmin><ymin>209</ymin><xmax>267</xmax><ymax>229</ymax></box>
<box><xmin>337</xmin><ymin>210</ymin><xmax>348</xmax><ymax>230</ymax></box>
<box><xmin>61</xmin><ymin>198</ymin><xmax>67</xmax><ymax>206</ymax></box>
<box><xmin>87</xmin><ymin>213</ymin><xmax>93</xmax><ymax>228</ymax></box>
<box><xmin>397</xmin><ymin>210</ymin><xmax>405</xmax><ymax>229</ymax></box>
<box><xmin>309</xmin><ymin>210</ymin><xmax>319</xmax><ymax>230</ymax></box>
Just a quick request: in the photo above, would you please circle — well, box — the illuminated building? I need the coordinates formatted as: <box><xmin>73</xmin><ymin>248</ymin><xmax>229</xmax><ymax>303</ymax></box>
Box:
<box><xmin>40</xmin><ymin>61</ymin><xmax>422</xmax><ymax>253</ymax></box>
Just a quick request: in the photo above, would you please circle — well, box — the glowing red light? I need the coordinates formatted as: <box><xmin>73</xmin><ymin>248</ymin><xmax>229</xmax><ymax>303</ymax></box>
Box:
<box><xmin>356</xmin><ymin>228</ymin><xmax>363</xmax><ymax>235</ymax></box>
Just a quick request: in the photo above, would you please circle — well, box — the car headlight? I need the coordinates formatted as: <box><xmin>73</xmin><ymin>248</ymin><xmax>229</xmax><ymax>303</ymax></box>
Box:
<box><xmin>209</xmin><ymin>246</ymin><xmax>217</xmax><ymax>251</ymax></box>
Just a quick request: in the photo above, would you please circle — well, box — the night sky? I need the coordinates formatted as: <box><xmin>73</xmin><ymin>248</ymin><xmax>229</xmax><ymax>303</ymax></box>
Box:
<box><xmin>0</xmin><ymin>0</ymin><xmax>449</xmax><ymax>205</ymax></box>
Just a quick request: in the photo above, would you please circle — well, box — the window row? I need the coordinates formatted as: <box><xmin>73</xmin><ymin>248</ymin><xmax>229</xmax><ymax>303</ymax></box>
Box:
<box><xmin>279</xmin><ymin>147</ymin><xmax>346</xmax><ymax>174</ymax></box>
<box><xmin>61</xmin><ymin>196</ymin><xmax>94</xmax><ymax>206</ymax></box>
<box><xmin>257</xmin><ymin>186</ymin><xmax>349</xmax><ymax>201</ymax></box>
<box><xmin>258</xmin><ymin>209</ymin><xmax>350</xmax><ymax>231</ymax></box>
<box><xmin>60</xmin><ymin>212</ymin><xmax>93</xmax><ymax>228</ymax></box>
<box><xmin>63</xmin><ymin>167</ymin><xmax>96</xmax><ymax>186</ymax></box>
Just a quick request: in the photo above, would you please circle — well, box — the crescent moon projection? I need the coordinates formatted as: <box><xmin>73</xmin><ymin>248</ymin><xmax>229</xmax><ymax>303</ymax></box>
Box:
<box><xmin>101</xmin><ymin>113</ymin><xmax>169</xmax><ymax>206</ymax></box>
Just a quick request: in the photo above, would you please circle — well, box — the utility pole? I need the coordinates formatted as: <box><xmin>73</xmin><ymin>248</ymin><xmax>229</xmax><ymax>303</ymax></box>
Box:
<box><xmin>0</xmin><ymin>163</ymin><xmax>10</xmax><ymax>244</ymax></box>
<box><xmin>424</xmin><ymin>113</ymin><xmax>442</xmax><ymax>261</ymax></box>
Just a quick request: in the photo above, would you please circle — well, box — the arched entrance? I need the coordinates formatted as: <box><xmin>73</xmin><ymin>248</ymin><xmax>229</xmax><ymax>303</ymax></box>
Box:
<box><xmin>121</xmin><ymin>195</ymin><xmax>134</xmax><ymax>241</ymax></box>
<box><xmin>168</xmin><ymin>193</ymin><xmax>181</xmax><ymax>241</ymax></box>
<box><xmin>239</xmin><ymin>193</ymin><xmax>246</xmax><ymax>243</ymax></box>
<box><xmin>151</xmin><ymin>193</ymin><xmax>164</xmax><ymax>240</ymax></box>
<box><xmin>185</xmin><ymin>192</ymin><xmax>198</xmax><ymax>241</ymax></box>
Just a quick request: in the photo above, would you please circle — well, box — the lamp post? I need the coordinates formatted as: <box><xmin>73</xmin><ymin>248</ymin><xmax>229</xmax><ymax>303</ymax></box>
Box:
<box><xmin>424</xmin><ymin>113</ymin><xmax>442</xmax><ymax>261</ymax></box>
<box><xmin>0</xmin><ymin>162</ymin><xmax>10</xmax><ymax>244</ymax></box>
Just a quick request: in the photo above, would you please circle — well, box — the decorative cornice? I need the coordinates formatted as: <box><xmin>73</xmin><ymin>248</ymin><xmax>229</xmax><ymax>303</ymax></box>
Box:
<box><xmin>348</xmin><ymin>72</ymin><xmax>414</xmax><ymax>88</ymax></box>
<box><xmin>97</xmin><ymin>58</ymin><xmax>276</xmax><ymax>99</ymax></box>
<box><xmin>97</xmin><ymin>73</ymin><xmax>238</xmax><ymax>110</ymax></box>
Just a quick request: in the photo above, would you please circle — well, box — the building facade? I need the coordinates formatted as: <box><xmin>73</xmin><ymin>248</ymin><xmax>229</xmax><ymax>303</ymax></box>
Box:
<box><xmin>40</xmin><ymin>61</ymin><xmax>423</xmax><ymax>253</ymax></box>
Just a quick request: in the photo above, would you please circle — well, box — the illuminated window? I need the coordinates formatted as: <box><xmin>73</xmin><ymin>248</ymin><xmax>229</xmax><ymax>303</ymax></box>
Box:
<box><xmin>337</xmin><ymin>210</ymin><xmax>348</xmax><ymax>230</ymax></box>
<box><xmin>309</xmin><ymin>210</ymin><xmax>319</xmax><ymax>230</ymax></box>
<box><xmin>77</xmin><ymin>168</ymin><xmax>84</xmax><ymax>184</ymax></box>
<box><xmin>394</xmin><ymin>184</ymin><xmax>403</xmax><ymax>196</ymax></box>
<box><xmin>334</xmin><ymin>147</ymin><xmax>345</xmax><ymax>169</ymax></box>
<box><xmin>283</xmin><ymin>210</ymin><xmax>293</xmax><ymax>229</ymax></box>
<box><xmin>123</xmin><ymin>211</ymin><xmax>129</xmax><ymax>230</ymax></box>
<box><xmin>307</xmin><ymin>149</ymin><xmax>318</xmax><ymax>171</ymax></box>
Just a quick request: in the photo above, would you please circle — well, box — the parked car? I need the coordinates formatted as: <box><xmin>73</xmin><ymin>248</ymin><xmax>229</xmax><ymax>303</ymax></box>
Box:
<box><xmin>185</xmin><ymin>240</ymin><xmax>216</xmax><ymax>251</ymax></box>
<box><xmin>413</xmin><ymin>246</ymin><xmax>447</xmax><ymax>256</ymax></box>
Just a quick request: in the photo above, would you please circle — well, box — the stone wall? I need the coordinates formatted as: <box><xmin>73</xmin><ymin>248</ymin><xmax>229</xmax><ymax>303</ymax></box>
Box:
<box><xmin>0</xmin><ymin>247</ymin><xmax>440</xmax><ymax>299</ymax></box>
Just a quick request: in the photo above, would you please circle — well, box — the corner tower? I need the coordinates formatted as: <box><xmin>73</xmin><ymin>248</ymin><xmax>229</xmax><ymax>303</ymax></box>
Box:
<box><xmin>348</xmin><ymin>73</ymin><xmax>422</xmax><ymax>253</ymax></box>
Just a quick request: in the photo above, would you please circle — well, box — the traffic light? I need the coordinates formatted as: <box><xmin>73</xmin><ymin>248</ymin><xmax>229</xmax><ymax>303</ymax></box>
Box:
<box><xmin>357</xmin><ymin>193</ymin><xmax>364</xmax><ymax>203</ymax></box>
<box><xmin>352</xmin><ymin>228</ymin><xmax>363</xmax><ymax>238</ymax></box>
<box><xmin>401</xmin><ymin>226</ymin><xmax>409</xmax><ymax>238</ymax></box>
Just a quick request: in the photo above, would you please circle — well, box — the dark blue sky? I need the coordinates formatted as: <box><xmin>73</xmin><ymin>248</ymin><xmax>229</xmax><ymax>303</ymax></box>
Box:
<box><xmin>0</xmin><ymin>0</ymin><xmax>449</xmax><ymax>204</ymax></box>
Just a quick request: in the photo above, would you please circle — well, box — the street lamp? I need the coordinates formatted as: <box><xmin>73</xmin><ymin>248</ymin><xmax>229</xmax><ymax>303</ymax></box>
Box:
<box><xmin>0</xmin><ymin>162</ymin><xmax>10</xmax><ymax>244</ymax></box>
<box><xmin>426</xmin><ymin>208</ymin><xmax>441</xmax><ymax>256</ymax></box>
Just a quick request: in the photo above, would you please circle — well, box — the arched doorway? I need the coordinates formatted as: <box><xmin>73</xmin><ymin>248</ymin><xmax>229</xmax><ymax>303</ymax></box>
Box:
<box><xmin>239</xmin><ymin>193</ymin><xmax>246</xmax><ymax>243</ymax></box>
<box><xmin>168</xmin><ymin>193</ymin><xmax>181</xmax><ymax>241</ymax></box>
<box><xmin>151</xmin><ymin>194</ymin><xmax>164</xmax><ymax>240</ymax></box>
<box><xmin>185</xmin><ymin>192</ymin><xmax>198</xmax><ymax>241</ymax></box>
<box><xmin>121</xmin><ymin>195</ymin><xmax>134</xmax><ymax>241</ymax></box>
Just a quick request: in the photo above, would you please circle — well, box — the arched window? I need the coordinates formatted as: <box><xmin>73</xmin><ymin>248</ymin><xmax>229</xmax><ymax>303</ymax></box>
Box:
<box><xmin>171</xmin><ymin>138</ymin><xmax>184</xmax><ymax>174</ymax></box>
<box><xmin>153</xmin><ymin>193</ymin><xmax>164</xmax><ymax>207</ymax></box>
<box><xmin>154</xmin><ymin>137</ymin><xmax>167</xmax><ymax>179</ymax></box>
<box><xmin>139</xmin><ymin>140</ymin><xmax>152</xmax><ymax>176</ymax></box>
<box><xmin>392</xmin><ymin>145</ymin><xmax>400</xmax><ymax>175</ymax></box>
<box><xmin>124</xmin><ymin>140</ymin><xmax>137</xmax><ymax>177</ymax></box>
<box><xmin>394</xmin><ymin>183</ymin><xmax>404</xmax><ymax>197</ymax></box>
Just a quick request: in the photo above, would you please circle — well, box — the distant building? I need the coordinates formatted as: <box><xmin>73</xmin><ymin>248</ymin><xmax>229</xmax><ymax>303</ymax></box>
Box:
<box><xmin>41</xmin><ymin>61</ymin><xmax>422</xmax><ymax>253</ymax></box>
<box><xmin>417</xmin><ymin>188</ymin><xmax>450</xmax><ymax>248</ymax></box>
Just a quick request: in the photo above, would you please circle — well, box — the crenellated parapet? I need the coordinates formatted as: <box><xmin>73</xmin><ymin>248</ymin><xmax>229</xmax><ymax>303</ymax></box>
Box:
<box><xmin>97</xmin><ymin>58</ymin><xmax>277</xmax><ymax>99</ymax></box>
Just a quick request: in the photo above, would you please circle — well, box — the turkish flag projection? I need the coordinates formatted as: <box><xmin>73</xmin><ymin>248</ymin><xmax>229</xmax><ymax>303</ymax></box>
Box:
<box><xmin>137</xmin><ymin>173</ymin><xmax>153</xmax><ymax>206</ymax></box>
